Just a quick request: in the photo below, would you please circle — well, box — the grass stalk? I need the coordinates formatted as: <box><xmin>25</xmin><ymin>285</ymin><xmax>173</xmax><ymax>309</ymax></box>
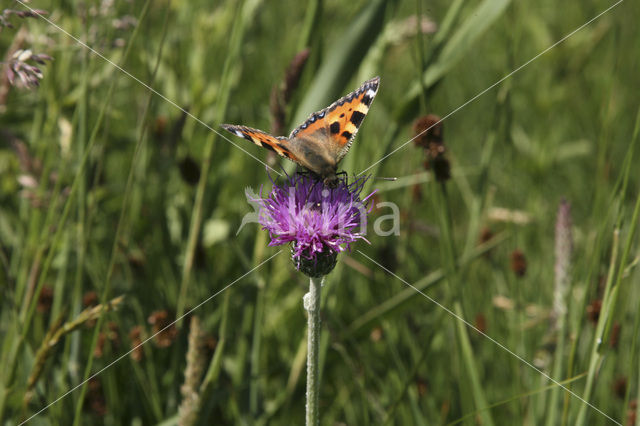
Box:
<box><xmin>0</xmin><ymin>2</ymin><xmax>152</xmax><ymax>419</ymax></box>
<box><xmin>71</xmin><ymin>1</ymin><xmax>160</xmax><ymax>421</ymax></box>
<box><xmin>176</xmin><ymin>0</ymin><xmax>260</xmax><ymax>319</ymax></box>
<box><xmin>575</xmin><ymin>108</ymin><xmax>640</xmax><ymax>424</ymax></box>
<box><xmin>545</xmin><ymin>201</ymin><xmax>573</xmax><ymax>425</ymax></box>
<box><xmin>431</xmin><ymin>180</ymin><xmax>495</xmax><ymax>426</ymax></box>
<box><xmin>305</xmin><ymin>276</ymin><xmax>323</xmax><ymax>426</ymax></box>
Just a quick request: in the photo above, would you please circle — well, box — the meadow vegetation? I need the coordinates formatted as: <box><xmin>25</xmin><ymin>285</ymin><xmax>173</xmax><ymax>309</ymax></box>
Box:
<box><xmin>0</xmin><ymin>0</ymin><xmax>639</xmax><ymax>424</ymax></box>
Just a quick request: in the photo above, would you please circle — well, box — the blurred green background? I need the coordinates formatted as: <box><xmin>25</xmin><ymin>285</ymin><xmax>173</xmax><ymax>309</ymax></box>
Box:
<box><xmin>1</xmin><ymin>0</ymin><xmax>639</xmax><ymax>424</ymax></box>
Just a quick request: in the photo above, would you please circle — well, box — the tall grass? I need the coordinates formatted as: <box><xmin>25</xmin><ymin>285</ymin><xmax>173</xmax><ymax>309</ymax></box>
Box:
<box><xmin>0</xmin><ymin>0</ymin><xmax>639</xmax><ymax>424</ymax></box>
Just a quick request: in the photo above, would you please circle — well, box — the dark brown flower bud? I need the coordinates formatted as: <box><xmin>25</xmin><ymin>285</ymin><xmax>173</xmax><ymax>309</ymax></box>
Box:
<box><xmin>474</xmin><ymin>313</ymin><xmax>487</xmax><ymax>334</ymax></box>
<box><xmin>148</xmin><ymin>310</ymin><xmax>178</xmax><ymax>348</ymax></box>
<box><xmin>36</xmin><ymin>286</ymin><xmax>53</xmax><ymax>313</ymax></box>
<box><xmin>610</xmin><ymin>321</ymin><xmax>621</xmax><ymax>349</ymax></box>
<box><xmin>510</xmin><ymin>249</ymin><xmax>527</xmax><ymax>277</ymax></box>
<box><xmin>283</xmin><ymin>48</ymin><xmax>310</xmax><ymax>104</ymax></box>
<box><xmin>479</xmin><ymin>227</ymin><xmax>494</xmax><ymax>245</ymax></box>
<box><xmin>178</xmin><ymin>155</ymin><xmax>200</xmax><ymax>186</ymax></box>
<box><xmin>431</xmin><ymin>156</ymin><xmax>451</xmax><ymax>182</ymax></box>
<box><xmin>85</xmin><ymin>378</ymin><xmax>106</xmax><ymax>416</ymax></box>
<box><xmin>413</xmin><ymin>114</ymin><xmax>443</xmax><ymax>148</ymax></box>
<box><xmin>613</xmin><ymin>376</ymin><xmax>627</xmax><ymax>400</ymax></box>
<box><xmin>411</xmin><ymin>183</ymin><xmax>422</xmax><ymax>202</ymax></box>
<box><xmin>94</xmin><ymin>332</ymin><xmax>106</xmax><ymax>358</ymax></box>
<box><xmin>270</xmin><ymin>48</ymin><xmax>311</xmax><ymax>136</ymax></box>
<box><xmin>586</xmin><ymin>299</ymin><xmax>602</xmax><ymax>324</ymax></box>
<box><xmin>129</xmin><ymin>326</ymin><xmax>145</xmax><ymax>362</ymax></box>
<box><xmin>627</xmin><ymin>400</ymin><xmax>637</xmax><ymax>426</ymax></box>
<box><xmin>416</xmin><ymin>377</ymin><xmax>429</xmax><ymax>397</ymax></box>
<box><xmin>83</xmin><ymin>291</ymin><xmax>98</xmax><ymax>307</ymax></box>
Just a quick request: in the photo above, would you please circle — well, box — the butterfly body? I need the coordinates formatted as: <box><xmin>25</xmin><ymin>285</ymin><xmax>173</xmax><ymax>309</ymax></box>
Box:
<box><xmin>222</xmin><ymin>77</ymin><xmax>380</xmax><ymax>187</ymax></box>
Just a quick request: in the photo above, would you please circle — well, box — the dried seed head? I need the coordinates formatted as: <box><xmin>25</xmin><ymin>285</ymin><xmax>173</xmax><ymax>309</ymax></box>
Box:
<box><xmin>178</xmin><ymin>156</ymin><xmax>201</xmax><ymax>186</ymax></box>
<box><xmin>129</xmin><ymin>326</ymin><xmax>144</xmax><ymax>362</ymax></box>
<box><xmin>270</xmin><ymin>85</ymin><xmax>286</xmax><ymax>136</ymax></box>
<box><xmin>610</xmin><ymin>321</ymin><xmax>621</xmax><ymax>349</ymax></box>
<box><xmin>474</xmin><ymin>313</ymin><xmax>487</xmax><ymax>333</ymax></box>
<box><xmin>7</xmin><ymin>48</ymin><xmax>52</xmax><ymax>89</ymax></box>
<box><xmin>94</xmin><ymin>332</ymin><xmax>106</xmax><ymax>358</ymax></box>
<box><xmin>586</xmin><ymin>299</ymin><xmax>602</xmax><ymax>325</ymax></box>
<box><xmin>411</xmin><ymin>183</ymin><xmax>422</xmax><ymax>202</ymax></box>
<box><xmin>83</xmin><ymin>291</ymin><xmax>98</xmax><ymax>307</ymax></box>
<box><xmin>36</xmin><ymin>286</ymin><xmax>53</xmax><ymax>313</ymax></box>
<box><xmin>479</xmin><ymin>227</ymin><xmax>494</xmax><ymax>253</ymax></box>
<box><xmin>148</xmin><ymin>310</ymin><xmax>178</xmax><ymax>348</ymax></box>
<box><xmin>413</xmin><ymin>114</ymin><xmax>443</xmax><ymax>148</ymax></box>
<box><xmin>627</xmin><ymin>400</ymin><xmax>637</xmax><ymax>426</ymax></box>
<box><xmin>85</xmin><ymin>378</ymin><xmax>107</xmax><ymax>416</ymax></box>
<box><xmin>370</xmin><ymin>327</ymin><xmax>383</xmax><ymax>342</ymax></box>
<box><xmin>152</xmin><ymin>115</ymin><xmax>168</xmax><ymax>140</ymax></box>
<box><xmin>178</xmin><ymin>316</ymin><xmax>207</xmax><ymax>425</ymax></box>
<box><xmin>613</xmin><ymin>376</ymin><xmax>627</xmax><ymax>400</ymax></box>
<box><xmin>552</xmin><ymin>199</ymin><xmax>573</xmax><ymax>326</ymax></box>
<box><xmin>431</xmin><ymin>156</ymin><xmax>451</xmax><ymax>182</ymax></box>
<box><xmin>416</xmin><ymin>377</ymin><xmax>429</xmax><ymax>397</ymax></box>
<box><xmin>283</xmin><ymin>48</ymin><xmax>310</xmax><ymax>103</ymax></box>
<box><xmin>270</xmin><ymin>48</ymin><xmax>311</xmax><ymax>135</ymax></box>
<box><xmin>15</xmin><ymin>49</ymin><xmax>33</xmax><ymax>62</ymax></box>
<box><xmin>510</xmin><ymin>249</ymin><xmax>527</xmax><ymax>277</ymax></box>
<box><xmin>413</xmin><ymin>115</ymin><xmax>450</xmax><ymax>181</ymax></box>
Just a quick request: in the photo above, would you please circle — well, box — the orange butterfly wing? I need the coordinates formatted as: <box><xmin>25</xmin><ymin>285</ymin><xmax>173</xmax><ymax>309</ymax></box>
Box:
<box><xmin>289</xmin><ymin>76</ymin><xmax>380</xmax><ymax>163</ymax></box>
<box><xmin>220</xmin><ymin>124</ymin><xmax>301</xmax><ymax>164</ymax></box>
<box><xmin>221</xmin><ymin>77</ymin><xmax>380</xmax><ymax>178</ymax></box>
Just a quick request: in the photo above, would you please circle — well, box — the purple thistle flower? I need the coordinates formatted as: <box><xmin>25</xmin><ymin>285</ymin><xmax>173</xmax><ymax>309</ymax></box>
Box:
<box><xmin>254</xmin><ymin>172</ymin><xmax>375</xmax><ymax>277</ymax></box>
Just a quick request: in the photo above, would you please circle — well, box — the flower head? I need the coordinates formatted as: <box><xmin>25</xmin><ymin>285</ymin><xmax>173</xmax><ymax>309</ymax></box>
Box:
<box><xmin>254</xmin><ymin>172</ymin><xmax>374</xmax><ymax>277</ymax></box>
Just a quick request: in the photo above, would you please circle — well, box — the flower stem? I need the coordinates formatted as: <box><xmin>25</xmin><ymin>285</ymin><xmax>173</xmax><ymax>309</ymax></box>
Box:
<box><xmin>305</xmin><ymin>276</ymin><xmax>323</xmax><ymax>426</ymax></box>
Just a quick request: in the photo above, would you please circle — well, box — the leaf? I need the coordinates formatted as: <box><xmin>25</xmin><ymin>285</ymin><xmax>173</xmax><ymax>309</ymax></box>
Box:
<box><xmin>396</xmin><ymin>0</ymin><xmax>512</xmax><ymax>122</ymax></box>
<box><xmin>291</xmin><ymin>0</ymin><xmax>391</xmax><ymax>127</ymax></box>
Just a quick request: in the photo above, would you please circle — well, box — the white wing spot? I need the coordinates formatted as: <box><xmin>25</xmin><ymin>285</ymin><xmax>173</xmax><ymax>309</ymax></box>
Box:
<box><xmin>235</xmin><ymin>131</ymin><xmax>244</xmax><ymax>137</ymax></box>
<box><xmin>366</xmin><ymin>89</ymin><xmax>376</xmax><ymax>97</ymax></box>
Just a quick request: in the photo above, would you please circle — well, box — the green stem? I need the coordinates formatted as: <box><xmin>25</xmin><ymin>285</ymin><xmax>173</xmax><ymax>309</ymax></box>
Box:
<box><xmin>176</xmin><ymin>0</ymin><xmax>255</xmax><ymax>319</ymax></box>
<box><xmin>433</xmin><ymin>181</ymin><xmax>495</xmax><ymax>426</ymax></box>
<box><xmin>305</xmin><ymin>276</ymin><xmax>323</xmax><ymax>426</ymax></box>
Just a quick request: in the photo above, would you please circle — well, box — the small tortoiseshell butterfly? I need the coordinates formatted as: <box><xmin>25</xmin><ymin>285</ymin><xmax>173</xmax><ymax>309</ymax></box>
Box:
<box><xmin>222</xmin><ymin>77</ymin><xmax>380</xmax><ymax>187</ymax></box>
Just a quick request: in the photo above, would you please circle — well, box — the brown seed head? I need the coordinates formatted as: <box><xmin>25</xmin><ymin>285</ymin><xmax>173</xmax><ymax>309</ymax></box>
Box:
<box><xmin>148</xmin><ymin>310</ymin><xmax>178</xmax><ymax>348</ymax></box>
<box><xmin>85</xmin><ymin>378</ymin><xmax>106</xmax><ymax>416</ymax></box>
<box><xmin>510</xmin><ymin>249</ymin><xmax>527</xmax><ymax>277</ymax></box>
<box><xmin>129</xmin><ymin>326</ymin><xmax>145</xmax><ymax>362</ymax></box>
<box><xmin>283</xmin><ymin>48</ymin><xmax>310</xmax><ymax>103</ymax></box>
<box><xmin>413</xmin><ymin>114</ymin><xmax>443</xmax><ymax>148</ymax></box>
<box><xmin>586</xmin><ymin>299</ymin><xmax>602</xmax><ymax>325</ymax></box>
<box><xmin>627</xmin><ymin>400</ymin><xmax>637</xmax><ymax>426</ymax></box>
<box><xmin>416</xmin><ymin>377</ymin><xmax>429</xmax><ymax>397</ymax></box>
<box><xmin>370</xmin><ymin>327</ymin><xmax>383</xmax><ymax>342</ymax></box>
<box><xmin>474</xmin><ymin>313</ymin><xmax>487</xmax><ymax>334</ymax></box>
<box><xmin>83</xmin><ymin>291</ymin><xmax>98</xmax><ymax>307</ymax></box>
<box><xmin>613</xmin><ymin>376</ymin><xmax>627</xmax><ymax>400</ymax></box>
<box><xmin>178</xmin><ymin>155</ymin><xmax>201</xmax><ymax>186</ymax></box>
<box><xmin>610</xmin><ymin>321</ymin><xmax>621</xmax><ymax>349</ymax></box>
<box><xmin>36</xmin><ymin>286</ymin><xmax>54</xmax><ymax>313</ymax></box>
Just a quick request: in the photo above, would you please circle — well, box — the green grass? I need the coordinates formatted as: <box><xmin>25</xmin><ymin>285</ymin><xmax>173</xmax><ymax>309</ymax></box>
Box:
<box><xmin>1</xmin><ymin>0</ymin><xmax>639</xmax><ymax>424</ymax></box>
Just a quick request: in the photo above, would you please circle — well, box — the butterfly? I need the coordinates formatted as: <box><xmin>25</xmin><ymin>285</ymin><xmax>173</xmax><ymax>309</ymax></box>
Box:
<box><xmin>221</xmin><ymin>76</ymin><xmax>380</xmax><ymax>187</ymax></box>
